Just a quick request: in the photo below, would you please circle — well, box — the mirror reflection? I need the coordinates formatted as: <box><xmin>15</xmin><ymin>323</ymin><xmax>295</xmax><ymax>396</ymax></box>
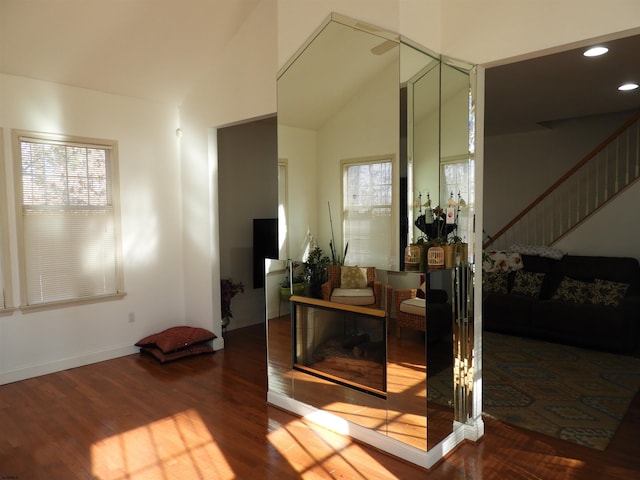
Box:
<box><xmin>268</xmin><ymin>13</ymin><xmax>475</xmax><ymax>456</ymax></box>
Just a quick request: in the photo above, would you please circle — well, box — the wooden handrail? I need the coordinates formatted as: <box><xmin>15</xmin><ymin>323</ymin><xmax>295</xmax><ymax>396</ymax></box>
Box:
<box><xmin>484</xmin><ymin>109</ymin><xmax>640</xmax><ymax>249</ymax></box>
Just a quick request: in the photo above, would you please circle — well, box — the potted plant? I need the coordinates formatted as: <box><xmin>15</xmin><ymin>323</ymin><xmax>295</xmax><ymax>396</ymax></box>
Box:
<box><xmin>280</xmin><ymin>261</ymin><xmax>305</xmax><ymax>300</ymax></box>
<box><xmin>220</xmin><ymin>278</ymin><xmax>245</xmax><ymax>332</ymax></box>
<box><xmin>304</xmin><ymin>245</ymin><xmax>330</xmax><ymax>298</ymax></box>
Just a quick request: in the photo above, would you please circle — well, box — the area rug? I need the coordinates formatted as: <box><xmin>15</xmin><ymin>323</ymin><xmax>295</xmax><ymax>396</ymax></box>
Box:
<box><xmin>427</xmin><ymin>332</ymin><xmax>640</xmax><ymax>450</ymax></box>
<box><xmin>483</xmin><ymin>332</ymin><xmax>640</xmax><ymax>450</ymax></box>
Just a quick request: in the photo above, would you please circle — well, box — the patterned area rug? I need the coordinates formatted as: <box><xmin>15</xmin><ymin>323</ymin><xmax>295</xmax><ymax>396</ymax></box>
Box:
<box><xmin>427</xmin><ymin>332</ymin><xmax>640</xmax><ymax>450</ymax></box>
<box><xmin>481</xmin><ymin>332</ymin><xmax>640</xmax><ymax>450</ymax></box>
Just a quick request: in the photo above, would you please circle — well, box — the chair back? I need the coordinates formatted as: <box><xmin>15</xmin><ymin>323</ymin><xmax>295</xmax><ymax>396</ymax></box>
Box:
<box><xmin>328</xmin><ymin>265</ymin><xmax>377</xmax><ymax>288</ymax></box>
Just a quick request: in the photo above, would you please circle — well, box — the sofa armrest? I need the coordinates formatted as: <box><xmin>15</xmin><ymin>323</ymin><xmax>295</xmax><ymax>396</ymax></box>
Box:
<box><xmin>618</xmin><ymin>295</ymin><xmax>640</xmax><ymax>319</ymax></box>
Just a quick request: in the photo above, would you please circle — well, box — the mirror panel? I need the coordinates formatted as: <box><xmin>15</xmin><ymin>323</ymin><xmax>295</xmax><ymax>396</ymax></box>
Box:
<box><xmin>278</xmin><ymin>15</ymin><xmax>399</xmax><ymax>266</ymax></box>
<box><xmin>270</xmin><ymin>13</ymin><xmax>475</xmax><ymax>458</ymax></box>
<box><xmin>406</xmin><ymin>47</ymin><xmax>441</xmax><ymax>248</ymax></box>
<box><xmin>265</xmin><ymin>259</ymin><xmax>293</xmax><ymax>398</ymax></box>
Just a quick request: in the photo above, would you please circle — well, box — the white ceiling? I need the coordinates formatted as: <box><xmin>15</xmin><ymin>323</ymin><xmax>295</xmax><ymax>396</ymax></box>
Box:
<box><xmin>485</xmin><ymin>33</ymin><xmax>640</xmax><ymax>135</ymax></box>
<box><xmin>2</xmin><ymin>1</ymin><xmax>639</xmax><ymax>131</ymax></box>
<box><xmin>0</xmin><ymin>0</ymin><xmax>261</xmax><ymax>105</ymax></box>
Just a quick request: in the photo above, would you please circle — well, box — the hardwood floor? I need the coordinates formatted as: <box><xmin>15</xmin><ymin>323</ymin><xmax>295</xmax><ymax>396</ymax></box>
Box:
<box><xmin>1</xmin><ymin>323</ymin><xmax>638</xmax><ymax>479</ymax></box>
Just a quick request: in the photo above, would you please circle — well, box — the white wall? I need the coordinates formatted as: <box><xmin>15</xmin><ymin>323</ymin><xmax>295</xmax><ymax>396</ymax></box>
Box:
<box><xmin>554</xmin><ymin>184</ymin><xmax>640</xmax><ymax>260</ymax></box>
<box><xmin>278</xmin><ymin>125</ymin><xmax>318</xmax><ymax>260</ymax></box>
<box><xmin>217</xmin><ymin>118</ymin><xmax>277</xmax><ymax>331</ymax></box>
<box><xmin>179</xmin><ymin>0</ymin><xmax>277</xmax><ymax>344</ymax></box>
<box><xmin>316</xmin><ymin>60</ymin><xmax>400</xmax><ymax>268</ymax></box>
<box><xmin>0</xmin><ymin>74</ymin><xmax>185</xmax><ymax>384</ymax></box>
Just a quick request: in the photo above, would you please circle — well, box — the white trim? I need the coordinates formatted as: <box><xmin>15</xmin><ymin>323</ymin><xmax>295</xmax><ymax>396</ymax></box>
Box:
<box><xmin>267</xmin><ymin>390</ymin><xmax>467</xmax><ymax>470</ymax></box>
<box><xmin>0</xmin><ymin>345</ymin><xmax>138</xmax><ymax>386</ymax></box>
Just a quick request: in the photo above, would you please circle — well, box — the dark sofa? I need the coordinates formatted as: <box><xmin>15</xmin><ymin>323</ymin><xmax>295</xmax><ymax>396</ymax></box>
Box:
<box><xmin>483</xmin><ymin>254</ymin><xmax>640</xmax><ymax>353</ymax></box>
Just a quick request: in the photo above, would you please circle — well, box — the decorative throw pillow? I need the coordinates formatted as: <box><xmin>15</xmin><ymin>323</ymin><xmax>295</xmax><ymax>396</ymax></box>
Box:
<box><xmin>552</xmin><ymin>277</ymin><xmax>591</xmax><ymax>303</ymax></box>
<box><xmin>340</xmin><ymin>266</ymin><xmax>368</xmax><ymax>289</ymax></box>
<box><xmin>590</xmin><ymin>279</ymin><xmax>629</xmax><ymax>307</ymax></box>
<box><xmin>483</xmin><ymin>250</ymin><xmax>524</xmax><ymax>273</ymax></box>
<box><xmin>484</xmin><ymin>271</ymin><xmax>509</xmax><ymax>294</ymax></box>
<box><xmin>511</xmin><ymin>270</ymin><xmax>545</xmax><ymax>297</ymax></box>
<box><xmin>509</xmin><ymin>243</ymin><xmax>565</xmax><ymax>260</ymax></box>
<box><xmin>136</xmin><ymin>326</ymin><xmax>216</xmax><ymax>353</ymax></box>
<box><xmin>141</xmin><ymin>343</ymin><xmax>214</xmax><ymax>363</ymax></box>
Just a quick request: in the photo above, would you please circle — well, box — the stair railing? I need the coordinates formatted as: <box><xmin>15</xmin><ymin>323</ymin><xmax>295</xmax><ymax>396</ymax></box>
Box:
<box><xmin>484</xmin><ymin>110</ymin><xmax>640</xmax><ymax>251</ymax></box>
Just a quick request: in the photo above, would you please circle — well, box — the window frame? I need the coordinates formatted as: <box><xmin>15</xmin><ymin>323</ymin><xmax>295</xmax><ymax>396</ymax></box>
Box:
<box><xmin>341</xmin><ymin>155</ymin><xmax>394</xmax><ymax>268</ymax></box>
<box><xmin>12</xmin><ymin>130</ymin><xmax>126</xmax><ymax>311</ymax></box>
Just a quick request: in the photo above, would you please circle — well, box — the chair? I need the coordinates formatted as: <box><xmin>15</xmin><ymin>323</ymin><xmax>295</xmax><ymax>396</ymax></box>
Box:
<box><xmin>321</xmin><ymin>265</ymin><xmax>383</xmax><ymax>308</ymax></box>
<box><xmin>391</xmin><ymin>285</ymin><xmax>452</xmax><ymax>341</ymax></box>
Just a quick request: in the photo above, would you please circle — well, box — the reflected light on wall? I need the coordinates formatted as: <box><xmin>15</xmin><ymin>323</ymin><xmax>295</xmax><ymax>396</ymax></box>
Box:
<box><xmin>121</xmin><ymin>187</ymin><xmax>160</xmax><ymax>267</ymax></box>
<box><xmin>278</xmin><ymin>203</ymin><xmax>288</xmax><ymax>253</ymax></box>
<box><xmin>91</xmin><ymin>409</ymin><xmax>233</xmax><ymax>480</ymax></box>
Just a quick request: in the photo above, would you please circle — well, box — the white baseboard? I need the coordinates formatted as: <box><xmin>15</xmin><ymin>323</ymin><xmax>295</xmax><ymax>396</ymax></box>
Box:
<box><xmin>0</xmin><ymin>345</ymin><xmax>138</xmax><ymax>385</ymax></box>
<box><xmin>267</xmin><ymin>390</ymin><xmax>468</xmax><ymax>470</ymax></box>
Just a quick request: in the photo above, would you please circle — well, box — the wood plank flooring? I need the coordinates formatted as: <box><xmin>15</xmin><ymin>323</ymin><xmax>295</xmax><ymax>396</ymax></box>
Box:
<box><xmin>0</xmin><ymin>323</ymin><xmax>638</xmax><ymax>479</ymax></box>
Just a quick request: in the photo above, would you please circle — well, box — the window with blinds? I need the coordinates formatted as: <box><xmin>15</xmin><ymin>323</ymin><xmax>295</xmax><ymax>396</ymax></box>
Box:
<box><xmin>14</xmin><ymin>132</ymin><xmax>124</xmax><ymax>307</ymax></box>
<box><xmin>343</xmin><ymin>158</ymin><xmax>393</xmax><ymax>268</ymax></box>
<box><xmin>441</xmin><ymin>156</ymin><xmax>474</xmax><ymax>243</ymax></box>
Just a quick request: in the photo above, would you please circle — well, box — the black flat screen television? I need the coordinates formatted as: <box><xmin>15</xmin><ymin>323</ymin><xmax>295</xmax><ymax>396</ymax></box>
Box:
<box><xmin>253</xmin><ymin>218</ymin><xmax>278</xmax><ymax>288</ymax></box>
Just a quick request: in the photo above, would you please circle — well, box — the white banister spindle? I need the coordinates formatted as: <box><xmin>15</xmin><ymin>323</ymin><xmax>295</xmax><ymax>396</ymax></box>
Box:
<box><xmin>487</xmin><ymin>115</ymin><xmax>640</xmax><ymax>251</ymax></box>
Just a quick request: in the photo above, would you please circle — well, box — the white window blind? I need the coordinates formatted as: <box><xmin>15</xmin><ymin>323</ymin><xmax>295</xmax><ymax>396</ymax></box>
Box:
<box><xmin>343</xmin><ymin>158</ymin><xmax>393</xmax><ymax>268</ymax></box>
<box><xmin>17</xmin><ymin>134</ymin><xmax>122</xmax><ymax>306</ymax></box>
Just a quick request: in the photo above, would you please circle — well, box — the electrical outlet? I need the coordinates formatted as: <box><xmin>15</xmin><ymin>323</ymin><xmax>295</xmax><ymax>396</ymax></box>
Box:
<box><xmin>128</xmin><ymin>312</ymin><xmax>135</xmax><ymax>323</ymax></box>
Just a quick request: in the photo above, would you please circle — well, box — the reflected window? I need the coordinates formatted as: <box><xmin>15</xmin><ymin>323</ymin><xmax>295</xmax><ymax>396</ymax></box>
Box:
<box><xmin>14</xmin><ymin>131</ymin><xmax>124</xmax><ymax>307</ymax></box>
<box><xmin>441</xmin><ymin>157</ymin><xmax>474</xmax><ymax>242</ymax></box>
<box><xmin>343</xmin><ymin>157</ymin><xmax>392</xmax><ymax>266</ymax></box>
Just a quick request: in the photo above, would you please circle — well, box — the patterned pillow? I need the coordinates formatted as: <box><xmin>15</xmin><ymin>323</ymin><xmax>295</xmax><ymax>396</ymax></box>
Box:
<box><xmin>136</xmin><ymin>326</ymin><xmax>216</xmax><ymax>353</ymax></box>
<box><xmin>590</xmin><ymin>279</ymin><xmax>629</xmax><ymax>307</ymax></box>
<box><xmin>511</xmin><ymin>271</ymin><xmax>545</xmax><ymax>298</ymax></box>
<box><xmin>484</xmin><ymin>271</ymin><xmax>509</xmax><ymax>294</ymax></box>
<box><xmin>483</xmin><ymin>250</ymin><xmax>524</xmax><ymax>273</ymax></box>
<box><xmin>553</xmin><ymin>277</ymin><xmax>591</xmax><ymax>303</ymax></box>
<box><xmin>340</xmin><ymin>266</ymin><xmax>368</xmax><ymax>289</ymax></box>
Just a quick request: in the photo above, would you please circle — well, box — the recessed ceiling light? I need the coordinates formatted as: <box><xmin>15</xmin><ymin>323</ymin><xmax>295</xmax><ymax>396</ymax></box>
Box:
<box><xmin>583</xmin><ymin>46</ymin><xmax>609</xmax><ymax>57</ymax></box>
<box><xmin>618</xmin><ymin>82</ymin><xmax>639</xmax><ymax>91</ymax></box>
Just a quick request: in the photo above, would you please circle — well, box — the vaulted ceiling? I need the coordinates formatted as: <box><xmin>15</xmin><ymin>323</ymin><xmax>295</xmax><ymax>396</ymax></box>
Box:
<box><xmin>0</xmin><ymin>0</ymin><xmax>261</xmax><ymax>104</ymax></box>
<box><xmin>2</xmin><ymin>1</ymin><xmax>639</xmax><ymax>133</ymax></box>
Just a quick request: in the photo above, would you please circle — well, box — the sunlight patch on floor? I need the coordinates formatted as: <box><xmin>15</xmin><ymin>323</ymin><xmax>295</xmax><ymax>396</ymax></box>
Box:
<box><xmin>267</xmin><ymin>416</ymin><xmax>397</xmax><ymax>479</ymax></box>
<box><xmin>91</xmin><ymin>409</ymin><xmax>233</xmax><ymax>480</ymax></box>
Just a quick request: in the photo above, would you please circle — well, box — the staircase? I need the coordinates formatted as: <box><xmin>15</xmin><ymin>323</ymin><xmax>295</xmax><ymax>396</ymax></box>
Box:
<box><xmin>484</xmin><ymin>110</ymin><xmax>640</xmax><ymax>250</ymax></box>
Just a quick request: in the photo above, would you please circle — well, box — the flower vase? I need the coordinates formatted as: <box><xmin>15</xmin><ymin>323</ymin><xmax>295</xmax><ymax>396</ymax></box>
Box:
<box><xmin>280</xmin><ymin>283</ymin><xmax>305</xmax><ymax>301</ymax></box>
